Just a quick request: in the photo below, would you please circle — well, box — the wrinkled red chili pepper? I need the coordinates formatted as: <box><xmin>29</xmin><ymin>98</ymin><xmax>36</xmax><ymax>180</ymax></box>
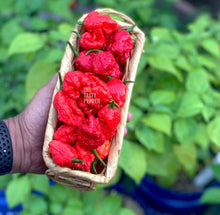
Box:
<box><xmin>98</xmin><ymin>102</ymin><xmax>121</xmax><ymax>140</ymax></box>
<box><xmin>96</xmin><ymin>140</ymin><xmax>111</xmax><ymax>160</ymax></box>
<box><xmin>106</xmin><ymin>30</ymin><xmax>133</xmax><ymax>65</ymax></box>
<box><xmin>92</xmin><ymin>51</ymin><xmax>120</xmax><ymax>79</ymax></box>
<box><xmin>84</xmin><ymin>11</ymin><xmax>119</xmax><ymax>35</ymax></box>
<box><xmin>54</xmin><ymin>124</ymin><xmax>78</xmax><ymax>145</ymax></box>
<box><xmin>74</xmin><ymin>50</ymin><xmax>96</xmax><ymax>73</ymax></box>
<box><xmin>53</xmin><ymin>91</ymin><xmax>84</xmax><ymax>126</ymax></box>
<box><xmin>77</xmin><ymin>114</ymin><xmax>106</xmax><ymax>150</ymax></box>
<box><xmin>107</xmin><ymin>78</ymin><xmax>127</xmax><ymax>108</ymax></box>
<box><xmin>80</xmin><ymin>28</ymin><xmax>105</xmax><ymax>50</ymax></box>
<box><xmin>49</xmin><ymin>140</ymin><xmax>79</xmax><ymax>168</ymax></box>
<box><xmin>73</xmin><ymin>142</ymin><xmax>95</xmax><ymax>172</ymax></box>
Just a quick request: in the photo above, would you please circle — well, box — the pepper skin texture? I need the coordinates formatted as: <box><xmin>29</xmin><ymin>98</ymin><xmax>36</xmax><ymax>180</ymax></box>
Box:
<box><xmin>53</xmin><ymin>91</ymin><xmax>85</xmax><ymax>126</ymax></box>
<box><xmin>49</xmin><ymin>140</ymin><xmax>78</xmax><ymax>168</ymax></box>
<box><xmin>80</xmin><ymin>28</ymin><xmax>105</xmax><ymax>50</ymax></box>
<box><xmin>73</xmin><ymin>142</ymin><xmax>96</xmax><ymax>172</ymax></box>
<box><xmin>74</xmin><ymin>51</ymin><xmax>96</xmax><ymax>73</ymax></box>
<box><xmin>106</xmin><ymin>30</ymin><xmax>133</xmax><ymax>65</ymax></box>
<box><xmin>96</xmin><ymin>140</ymin><xmax>111</xmax><ymax>160</ymax></box>
<box><xmin>107</xmin><ymin>78</ymin><xmax>127</xmax><ymax>108</ymax></box>
<box><xmin>92</xmin><ymin>51</ymin><xmax>120</xmax><ymax>78</ymax></box>
<box><xmin>77</xmin><ymin>114</ymin><xmax>106</xmax><ymax>150</ymax></box>
<box><xmin>83</xmin><ymin>11</ymin><xmax>118</xmax><ymax>35</ymax></box>
<box><xmin>54</xmin><ymin>124</ymin><xmax>78</xmax><ymax>145</ymax></box>
<box><xmin>98</xmin><ymin>104</ymin><xmax>121</xmax><ymax>140</ymax></box>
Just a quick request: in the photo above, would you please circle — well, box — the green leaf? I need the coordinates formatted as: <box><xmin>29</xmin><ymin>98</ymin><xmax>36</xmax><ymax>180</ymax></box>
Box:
<box><xmin>0</xmin><ymin>48</ymin><xmax>8</xmax><ymax>62</ymax></box>
<box><xmin>0</xmin><ymin>175</ymin><xmax>11</xmax><ymax>189</ymax></box>
<box><xmin>133</xmin><ymin>97</ymin><xmax>150</xmax><ymax>110</ymax></box>
<box><xmin>6</xmin><ymin>175</ymin><xmax>31</xmax><ymax>208</ymax></box>
<box><xmin>30</xmin><ymin>175</ymin><xmax>49</xmax><ymax>194</ymax></box>
<box><xmin>174</xmin><ymin>118</ymin><xmax>197</xmax><ymax>146</ymax></box>
<box><xmin>137</xmin><ymin>53</ymin><xmax>148</xmax><ymax>75</ymax></box>
<box><xmin>119</xmin><ymin>140</ymin><xmax>147</xmax><ymax>183</ymax></box>
<box><xmin>58</xmin><ymin>23</ymin><xmax>74</xmax><ymax>39</ymax></box>
<box><xmin>8</xmin><ymin>33</ymin><xmax>45</xmax><ymax>55</ymax></box>
<box><xmin>148</xmin><ymin>55</ymin><xmax>183</xmax><ymax>81</ymax></box>
<box><xmin>118</xmin><ymin>208</ymin><xmax>136</xmax><ymax>215</ymax></box>
<box><xmin>175</xmin><ymin>56</ymin><xmax>191</xmax><ymax>72</ymax></box>
<box><xmin>150</xmin><ymin>90</ymin><xmax>175</xmax><ymax>105</ymax></box>
<box><xmin>201</xmin><ymin>39</ymin><xmax>219</xmax><ymax>57</ymax></box>
<box><xmin>173</xmin><ymin>144</ymin><xmax>197</xmax><ymax>173</ymax></box>
<box><xmin>25</xmin><ymin>60</ymin><xmax>57</xmax><ymax>101</ymax></box>
<box><xmin>211</xmin><ymin>164</ymin><xmax>220</xmax><ymax>181</ymax></box>
<box><xmin>44</xmin><ymin>49</ymin><xmax>63</xmax><ymax>64</ymax></box>
<box><xmin>194</xmin><ymin>123</ymin><xmax>209</xmax><ymax>149</ymax></box>
<box><xmin>150</xmin><ymin>27</ymin><xmax>171</xmax><ymax>42</ymax></box>
<box><xmin>127</xmin><ymin>105</ymin><xmax>143</xmax><ymax>130</ymax></box>
<box><xmin>208</xmin><ymin>116</ymin><xmax>220</xmax><ymax>147</ymax></box>
<box><xmin>142</xmin><ymin>112</ymin><xmax>172</xmax><ymax>136</ymax></box>
<box><xmin>63</xmin><ymin>208</ymin><xmax>83</xmax><ymax>215</ymax></box>
<box><xmin>188</xmin><ymin>14</ymin><xmax>211</xmax><ymax>32</ymax></box>
<box><xmin>176</xmin><ymin>92</ymin><xmax>203</xmax><ymax>118</ymax></box>
<box><xmin>99</xmin><ymin>195</ymin><xmax>121</xmax><ymax>214</ymax></box>
<box><xmin>200</xmin><ymin>188</ymin><xmax>220</xmax><ymax>204</ymax></box>
<box><xmin>135</xmin><ymin>125</ymin><xmax>164</xmax><ymax>153</ymax></box>
<box><xmin>49</xmin><ymin>202</ymin><xmax>63</xmax><ymax>215</ymax></box>
<box><xmin>202</xmin><ymin>105</ymin><xmax>215</xmax><ymax>122</ymax></box>
<box><xmin>198</xmin><ymin>55</ymin><xmax>216</xmax><ymax>69</ymax></box>
<box><xmin>186</xmin><ymin>69</ymin><xmax>210</xmax><ymax>94</ymax></box>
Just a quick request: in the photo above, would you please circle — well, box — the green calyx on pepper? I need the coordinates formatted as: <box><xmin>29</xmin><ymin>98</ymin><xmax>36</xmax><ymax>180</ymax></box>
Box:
<box><xmin>92</xmin><ymin>149</ymin><xmax>106</xmax><ymax>167</ymax></box>
<box><xmin>72</xmin><ymin>158</ymin><xmax>85</xmax><ymax>164</ymax></box>
<box><xmin>108</xmin><ymin>99</ymin><xmax>121</xmax><ymax>111</ymax></box>
<box><xmin>127</xmin><ymin>24</ymin><xmax>136</xmax><ymax>33</ymax></box>
<box><xmin>67</xmin><ymin>41</ymin><xmax>79</xmax><ymax>56</ymax></box>
<box><xmin>85</xmin><ymin>49</ymin><xmax>102</xmax><ymax>55</ymax></box>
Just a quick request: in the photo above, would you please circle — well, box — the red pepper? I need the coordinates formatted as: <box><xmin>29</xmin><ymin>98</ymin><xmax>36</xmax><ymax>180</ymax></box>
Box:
<box><xmin>96</xmin><ymin>140</ymin><xmax>111</xmax><ymax>160</ymax></box>
<box><xmin>107</xmin><ymin>78</ymin><xmax>127</xmax><ymax>108</ymax></box>
<box><xmin>53</xmin><ymin>91</ymin><xmax>84</xmax><ymax>126</ymax></box>
<box><xmin>92</xmin><ymin>51</ymin><xmax>120</xmax><ymax>78</ymax></box>
<box><xmin>73</xmin><ymin>142</ymin><xmax>95</xmax><ymax>172</ymax></box>
<box><xmin>49</xmin><ymin>140</ymin><xmax>78</xmax><ymax>168</ymax></box>
<box><xmin>77</xmin><ymin>114</ymin><xmax>106</xmax><ymax>150</ymax></box>
<box><xmin>74</xmin><ymin>50</ymin><xmax>96</xmax><ymax>73</ymax></box>
<box><xmin>54</xmin><ymin>124</ymin><xmax>78</xmax><ymax>145</ymax></box>
<box><xmin>80</xmin><ymin>28</ymin><xmax>105</xmax><ymax>50</ymax></box>
<box><xmin>106</xmin><ymin>30</ymin><xmax>133</xmax><ymax>65</ymax></box>
<box><xmin>84</xmin><ymin>11</ymin><xmax>118</xmax><ymax>35</ymax></box>
<box><xmin>98</xmin><ymin>102</ymin><xmax>121</xmax><ymax>140</ymax></box>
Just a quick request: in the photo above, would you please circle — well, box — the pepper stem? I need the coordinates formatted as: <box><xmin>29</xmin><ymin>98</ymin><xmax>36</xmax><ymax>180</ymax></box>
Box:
<box><xmin>58</xmin><ymin>72</ymin><xmax>63</xmax><ymax>90</ymax></box>
<box><xmin>127</xmin><ymin>24</ymin><xmax>136</xmax><ymax>33</ymax></box>
<box><xmin>86</xmin><ymin>49</ymin><xmax>102</xmax><ymax>55</ymax></box>
<box><xmin>92</xmin><ymin>160</ymin><xmax>98</xmax><ymax>174</ymax></box>
<box><xmin>72</xmin><ymin>158</ymin><xmax>85</xmax><ymax>164</ymax></box>
<box><xmin>109</xmin><ymin>99</ymin><xmax>121</xmax><ymax>111</ymax></box>
<box><xmin>92</xmin><ymin>149</ymin><xmax>106</xmax><ymax>167</ymax></box>
<box><xmin>106</xmin><ymin>75</ymin><xmax>114</xmax><ymax>80</ymax></box>
<box><xmin>67</xmin><ymin>41</ymin><xmax>79</xmax><ymax>56</ymax></box>
<box><xmin>123</xmin><ymin>80</ymin><xmax>135</xmax><ymax>84</ymax></box>
<box><xmin>77</xmin><ymin>21</ymin><xmax>84</xmax><ymax>25</ymax></box>
<box><xmin>72</xmin><ymin>30</ymin><xmax>81</xmax><ymax>39</ymax></box>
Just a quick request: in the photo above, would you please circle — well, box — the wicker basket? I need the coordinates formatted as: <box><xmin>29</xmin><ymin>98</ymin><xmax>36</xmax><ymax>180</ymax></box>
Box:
<box><xmin>43</xmin><ymin>8</ymin><xmax>145</xmax><ymax>191</ymax></box>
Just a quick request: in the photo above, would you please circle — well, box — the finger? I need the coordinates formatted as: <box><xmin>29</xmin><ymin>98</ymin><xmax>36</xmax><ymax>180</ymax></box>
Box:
<box><xmin>127</xmin><ymin>112</ymin><xmax>132</xmax><ymax>122</ymax></box>
<box><xmin>124</xmin><ymin>128</ymin><xmax>128</xmax><ymax>136</ymax></box>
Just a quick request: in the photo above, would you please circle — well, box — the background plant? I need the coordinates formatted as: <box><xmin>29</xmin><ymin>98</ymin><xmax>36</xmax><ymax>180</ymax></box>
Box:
<box><xmin>1</xmin><ymin>0</ymin><xmax>220</xmax><ymax>213</ymax></box>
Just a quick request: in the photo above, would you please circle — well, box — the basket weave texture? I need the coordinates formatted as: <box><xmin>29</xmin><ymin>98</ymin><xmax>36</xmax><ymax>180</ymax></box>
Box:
<box><xmin>43</xmin><ymin>8</ymin><xmax>145</xmax><ymax>191</ymax></box>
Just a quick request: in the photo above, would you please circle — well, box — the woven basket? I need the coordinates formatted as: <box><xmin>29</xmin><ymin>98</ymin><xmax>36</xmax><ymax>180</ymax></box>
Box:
<box><xmin>43</xmin><ymin>8</ymin><xmax>145</xmax><ymax>191</ymax></box>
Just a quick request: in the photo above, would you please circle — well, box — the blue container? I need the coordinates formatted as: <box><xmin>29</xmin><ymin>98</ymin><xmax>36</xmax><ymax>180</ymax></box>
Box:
<box><xmin>0</xmin><ymin>190</ymin><xmax>22</xmax><ymax>215</ymax></box>
<box><xmin>111</xmin><ymin>175</ymin><xmax>218</xmax><ymax>215</ymax></box>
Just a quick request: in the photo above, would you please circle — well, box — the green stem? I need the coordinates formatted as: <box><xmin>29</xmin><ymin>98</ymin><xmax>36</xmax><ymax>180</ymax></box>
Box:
<box><xmin>109</xmin><ymin>99</ymin><xmax>121</xmax><ymax>111</ymax></box>
<box><xmin>106</xmin><ymin>75</ymin><xmax>114</xmax><ymax>80</ymax></box>
<box><xmin>72</xmin><ymin>30</ymin><xmax>81</xmax><ymax>39</ymax></box>
<box><xmin>67</xmin><ymin>41</ymin><xmax>79</xmax><ymax>56</ymax></box>
<box><xmin>92</xmin><ymin>160</ymin><xmax>98</xmax><ymax>174</ymax></box>
<box><xmin>123</xmin><ymin>80</ymin><xmax>135</xmax><ymax>84</ymax></box>
<box><xmin>77</xmin><ymin>21</ymin><xmax>84</xmax><ymax>25</ymax></box>
<box><xmin>86</xmin><ymin>49</ymin><xmax>102</xmax><ymax>55</ymax></box>
<box><xmin>72</xmin><ymin>158</ymin><xmax>85</xmax><ymax>164</ymax></box>
<box><xmin>127</xmin><ymin>24</ymin><xmax>136</xmax><ymax>33</ymax></box>
<box><xmin>92</xmin><ymin>149</ymin><xmax>106</xmax><ymax>167</ymax></box>
<box><xmin>58</xmin><ymin>72</ymin><xmax>63</xmax><ymax>90</ymax></box>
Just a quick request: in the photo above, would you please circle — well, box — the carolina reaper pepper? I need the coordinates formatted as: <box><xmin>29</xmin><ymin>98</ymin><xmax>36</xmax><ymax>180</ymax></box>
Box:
<box><xmin>106</xmin><ymin>30</ymin><xmax>133</xmax><ymax>65</ymax></box>
<box><xmin>83</xmin><ymin>11</ymin><xmax>119</xmax><ymax>35</ymax></box>
<box><xmin>98</xmin><ymin>102</ymin><xmax>121</xmax><ymax>140</ymax></box>
<box><xmin>96</xmin><ymin>140</ymin><xmax>111</xmax><ymax>160</ymax></box>
<box><xmin>80</xmin><ymin>28</ymin><xmax>105</xmax><ymax>50</ymax></box>
<box><xmin>92</xmin><ymin>51</ymin><xmax>120</xmax><ymax>79</ymax></box>
<box><xmin>77</xmin><ymin>113</ymin><xmax>106</xmax><ymax>150</ymax></box>
<box><xmin>54</xmin><ymin>124</ymin><xmax>78</xmax><ymax>145</ymax></box>
<box><xmin>49</xmin><ymin>140</ymin><xmax>79</xmax><ymax>168</ymax></box>
<box><xmin>107</xmin><ymin>78</ymin><xmax>127</xmax><ymax>108</ymax></box>
<box><xmin>53</xmin><ymin>91</ymin><xmax>84</xmax><ymax>126</ymax></box>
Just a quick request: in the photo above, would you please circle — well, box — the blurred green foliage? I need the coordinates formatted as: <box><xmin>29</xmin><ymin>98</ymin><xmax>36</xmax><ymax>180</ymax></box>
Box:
<box><xmin>1</xmin><ymin>0</ymin><xmax>220</xmax><ymax>211</ymax></box>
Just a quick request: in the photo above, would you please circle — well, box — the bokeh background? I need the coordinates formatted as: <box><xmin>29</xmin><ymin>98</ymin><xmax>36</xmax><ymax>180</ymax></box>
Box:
<box><xmin>1</xmin><ymin>0</ymin><xmax>220</xmax><ymax>214</ymax></box>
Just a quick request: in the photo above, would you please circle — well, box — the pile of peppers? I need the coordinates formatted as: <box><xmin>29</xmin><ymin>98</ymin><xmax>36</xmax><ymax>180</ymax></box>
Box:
<box><xmin>49</xmin><ymin>11</ymin><xmax>134</xmax><ymax>174</ymax></box>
